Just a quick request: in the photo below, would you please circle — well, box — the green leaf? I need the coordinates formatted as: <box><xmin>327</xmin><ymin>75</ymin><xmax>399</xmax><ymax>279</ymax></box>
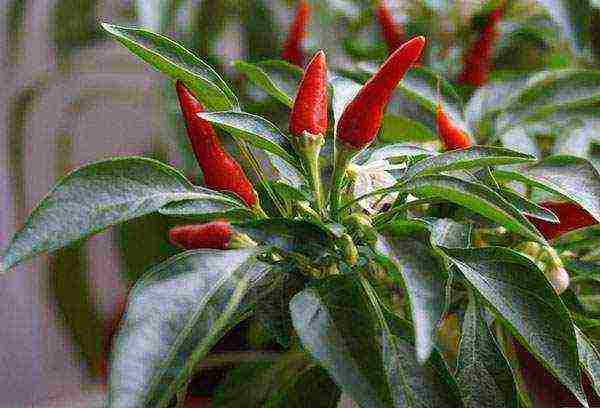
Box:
<box><xmin>444</xmin><ymin>247</ymin><xmax>588</xmax><ymax>407</ymax></box>
<box><xmin>494</xmin><ymin>155</ymin><xmax>600</xmax><ymax>222</ymax></box>
<box><xmin>402</xmin><ymin>146</ymin><xmax>535</xmax><ymax>182</ymax></box>
<box><xmin>290</xmin><ymin>276</ymin><xmax>463</xmax><ymax>408</ymax></box>
<box><xmin>553</xmin><ymin>224</ymin><xmax>600</xmax><ymax>251</ymax></box>
<box><xmin>213</xmin><ymin>353</ymin><xmax>340</xmax><ymax>408</ymax></box>
<box><xmin>420</xmin><ymin>217</ymin><xmax>472</xmax><ymax>248</ymax></box>
<box><xmin>100</xmin><ymin>23</ymin><xmax>237</xmax><ymax>111</ymax></box>
<box><xmin>402</xmin><ymin>175</ymin><xmax>546</xmax><ymax>244</ymax></box>
<box><xmin>456</xmin><ymin>293</ymin><xmax>519</xmax><ymax>408</ymax></box>
<box><xmin>158</xmin><ymin>199</ymin><xmax>255</xmax><ymax>221</ymax></box>
<box><xmin>197</xmin><ymin>111</ymin><xmax>300</xmax><ymax>168</ymax></box>
<box><xmin>108</xmin><ymin>248</ymin><xmax>275</xmax><ymax>408</ymax></box>
<box><xmin>575</xmin><ymin>326</ymin><xmax>600</xmax><ymax>399</ymax></box>
<box><xmin>379</xmin><ymin>114</ymin><xmax>438</xmax><ymax>143</ymax></box>
<box><xmin>373</xmin><ymin>225</ymin><xmax>448</xmax><ymax>363</ymax></box>
<box><xmin>234</xmin><ymin>60</ymin><xmax>302</xmax><ymax>108</ymax></box>
<box><xmin>0</xmin><ymin>157</ymin><xmax>239</xmax><ymax>272</ymax></box>
<box><xmin>498</xmin><ymin>187</ymin><xmax>560</xmax><ymax>223</ymax></box>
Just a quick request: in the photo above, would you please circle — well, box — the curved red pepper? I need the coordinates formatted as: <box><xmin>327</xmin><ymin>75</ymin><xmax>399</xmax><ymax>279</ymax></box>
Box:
<box><xmin>289</xmin><ymin>50</ymin><xmax>328</xmax><ymax>137</ymax></box>
<box><xmin>168</xmin><ymin>221</ymin><xmax>233</xmax><ymax>250</ymax></box>
<box><xmin>176</xmin><ymin>81</ymin><xmax>257</xmax><ymax>207</ymax></box>
<box><xmin>282</xmin><ymin>0</ymin><xmax>311</xmax><ymax>66</ymax></box>
<box><xmin>336</xmin><ymin>36</ymin><xmax>425</xmax><ymax>150</ymax></box>
<box><xmin>458</xmin><ymin>5</ymin><xmax>504</xmax><ymax>87</ymax></box>
<box><xmin>376</xmin><ymin>1</ymin><xmax>403</xmax><ymax>52</ymax></box>
<box><xmin>528</xmin><ymin>201</ymin><xmax>597</xmax><ymax>240</ymax></box>
<box><xmin>436</xmin><ymin>105</ymin><xmax>471</xmax><ymax>150</ymax></box>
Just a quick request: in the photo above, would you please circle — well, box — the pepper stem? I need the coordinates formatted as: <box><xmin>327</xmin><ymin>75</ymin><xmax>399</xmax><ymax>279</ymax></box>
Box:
<box><xmin>329</xmin><ymin>142</ymin><xmax>357</xmax><ymax>219</ymax></box>
<box><xmin>294</xmin><ymin>131</ymin><xmax>325</xmax><ymax>216</ymax></box>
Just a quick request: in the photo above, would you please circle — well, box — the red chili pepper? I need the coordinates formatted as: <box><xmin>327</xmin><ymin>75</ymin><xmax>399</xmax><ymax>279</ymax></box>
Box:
<box><xmin>168</xmin><ymin>221</ymin><xmax>233</xmax><ymax>250</ymax></box>
<box><xmin>376</xmin><ymin>1</ymin><xmax>403</xmax><ymax>52</ymax></box>
<box><xmin>458</xmin><ymin>5</ymin><xmax>504</xmax><ymax>87</ymax></box>
<box><xmin>528</xmin><ymin>201</ymin><xmax>597</xmax><ymax>240</ymax></box>
<box><xmin>436</xmin><ymin>105</ymin><xmax>471</xmax><ymax>150</ymax></box>
<box><xmin>176</xmin><ymin>81</ymin><xmax>257</xmax><ymax>207</ymax></box>
<box><xmin>282</xmin><ymin>0</ymin><xmax>310</xmax><ymax>66</ymax></box>
<box><xmin>289</xmin><ymin>50</ymin><xmax>328</xmax><ymax>137</ymax></box>
<box><xmin>336</xmin><ymin>36</ymin><xmax>425</xmax><ymax>150</ymax></box>
<box><xmin>169</xmin><ymin>221</ymin><xmax>257</xmax><ymax>250</ymax></box>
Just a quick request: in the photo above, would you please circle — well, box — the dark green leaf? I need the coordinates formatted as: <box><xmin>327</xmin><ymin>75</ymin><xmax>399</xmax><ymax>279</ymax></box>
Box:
<box><xmin>402</xmin><ymin>175</ymin><xmax>546</xmax><ymax>244</ymax></box>
<box><xmin>290</xmin><ymin>276</ymin><xmax>463</xmax><ymax>408</ymax></box>
<box><xmin>444</xmin><ymin>247</ymin><xmax>588</xmax><ymax>407</ymax></box>
<box><xmin>498</xmin><ymin>187</ymin><xmax>560</xmax><ymax>223</ymax></box>
<box><xmin>0</xmin><ymin>157</ymin><xmax>239</xmax><ymax>272</ymax></box>
<box><xmin>402</xmin><ymin>146</ymin><xmax>535</xmax><ymax>181</ymax></box>
<box><xmin>101</xmin><ymin>23</ymin><xmax>237</xmax><ymax>110</ymax></box>
<box><xmin>198</xmin><ymin>111</ymin><xmax>300</xmax><ymax>168</ymax></box>
<box><xmin>456</xmin><ymin>294</ymin><xmax>519</xmax><ymax>407</ymax></box>
<box><xmin>234</xmin><ymin>60</ymin><xmax>302</xmax><ymax>108</ymax></box>
<box><xmin>108</xmin><ymin>248</ymin><xmax>275</xmax><ymax>408</ymax></box>
<box><xmin>494</xmin><ymin>155</ymin><xmax>600</xmax><ymax>222</ymax></box>
<box><xmin>360</xmin><ymin>143</ymin><xmax>435</xmax><ymax>164</ymax></box>
<box><xmin>373</xmin><ymin>223</ymin><xmax>448</xmax><ymax>363</ymax></box>
<box><xmin>158</xmin><ymin>199</ymin><xmax>255</xmax><ymax>221</ymax></box>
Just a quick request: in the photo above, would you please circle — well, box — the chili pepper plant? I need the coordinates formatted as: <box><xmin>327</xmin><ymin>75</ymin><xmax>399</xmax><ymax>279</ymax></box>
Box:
<box><xmin>2</xmin><ymin>20</ymin><xmax>600</xmax><ymax>408</ymax></box>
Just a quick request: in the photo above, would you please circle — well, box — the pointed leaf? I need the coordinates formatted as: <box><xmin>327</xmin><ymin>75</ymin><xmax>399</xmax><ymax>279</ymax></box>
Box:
<box><xmin>198</xmin><ymin>111</ymin><xmax>300</xmax><ymax>168</ymax></box>
<box><xmin>290</xmin><ymin>276</ymin><xmax>462</xmax><ymax>408</ymax></box>
<box><xmin>456</xmin><ymin>294</ymin><xmax>519</xmax><ymax>407</ymax></box>
<box><xmin>494</xmin><ymin>155</ymin><xmax>600</xmax><ymax>222</ymax></box>
<box><xmin>402</xmin><ymin>175</ymin><xmax>546</xmax><ymax>244</ymax></box>
<box><xmin>444</xmin><ymin>247</ymin><xmax>588</xmax><ymax>407</ymax></box>
<box><xmin>575</xmin><ymin>326</ymin><xmax>600</xmax><ymax>399</ymax></box>
<box><xmin>373</xmin><ymin>225</ymin><xmax>447</xmax><ymax>363</ymax></box>
<box><xmin>108</xmin><ymin>248</ymin><xmax>275</xmax><ymax>408</ymax></box>
<box><xmin>0</xmin><ymin>157</ymin><xmax>241</xmax><ymax>272</ymax></box>
<box><xmin>233</xmin><ymin>60</ymin><xmax>302</xmax><ymax>108</ymax></box>
<box><xmin>101</xmin><ymin>23</ymin><xmax>237</xmax><ymax>110</ymax></box>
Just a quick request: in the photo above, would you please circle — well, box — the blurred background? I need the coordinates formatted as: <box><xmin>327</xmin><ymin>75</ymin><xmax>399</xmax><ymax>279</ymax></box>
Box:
<box><xmin>1</xmin><ymin>0</ymin><xmax>599</xmax><ymax>406</ymax></box>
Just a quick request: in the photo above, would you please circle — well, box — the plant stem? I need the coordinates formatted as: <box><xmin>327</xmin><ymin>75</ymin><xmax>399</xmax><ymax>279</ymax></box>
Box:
<box><xmin>329</xmin><ymin>146</ymin><xmax>355</xmax><ymax>219</ymax></box>
<box><xmin>302</xmin><ymin>152</ymin><xmax>325</xmax><ymax>215</ymax></box>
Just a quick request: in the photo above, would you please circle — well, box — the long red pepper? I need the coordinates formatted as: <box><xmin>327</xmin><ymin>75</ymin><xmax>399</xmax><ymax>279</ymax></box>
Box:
<box><xmin>376</xmin><ymin>1</ymin><xmax>403</xmax><ymax>52</ymax></box>
<box><xmin>168</xmin><ymin>221</ymin><xmax>234</xmax><ymax>250</ymax></box>
<box><xmin>458</xmin><ymin>5</ymin><xmax>504</xmax><ymax>87</ymax></box>
<box><xmin>282</xmin><ymin>0</ymin><xmax>311</xmax><ymax>66</ymax></box>
<box><xmin>436</xmin><ymin>105</ymin><xmax>471</xmax><ymax>150</ymax></box>
<box><xmin>289</xmin><ymin>50</ymin><xmax>328</xmax><ymax>137</ymax></box>
<box><xmin>176</xmin><ymin>81</ymin><xmax>257</xmax><ymax>207</ymax></box>
<box><xmin>528</xmin><ymin>201</ymin><xmax>597</xmax><ymax>240</ymax></box>
<box><xmin>336</xmin><ymin>36</ymin><xmax>426</xmax><ymax>150</ymax></box>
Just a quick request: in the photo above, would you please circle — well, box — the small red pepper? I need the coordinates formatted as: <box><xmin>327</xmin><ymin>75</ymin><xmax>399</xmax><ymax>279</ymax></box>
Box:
<box><xmin>169</xmin><ymin>221</ymin><xmax>257</xmax><ymax>250</ymax></box>
<box><xmin>289</xmin><ymin>50</ymin><xmax>328</xmax><ymax>137</ymax></box>
<box><xmin>176</xmin><ymin>81</ymin><xmax>257</xmax><ymax>207</ymax></box>
<box><xmin>336</xmin><ymin>36</ymin><xmax>426</xmax><ymax>150</ymax></box>
<box><xmin>458</xmin><ymin>5</ymin><xmax>504</xmax><ymax>87</ymax></box>
<box><xmin>436</xmin><ymin>105</ymin><xmax>472</xmax><ymax>150</ymax></box>
<box><xmin>528</xmin><ymin>201</ymin><xmax>597</xmax><ymax>240</ymax></box>
<box><xmin>282</xmin><ymin>0</ymin><xmax>311</xmax><ymax>66</ymax></box>
<box><xmin>168</xmin><ymin>221</ymin><xmax>234</xmax><ymax>250</ymax></box>
<box><xmin>376</xmin><ymin>1</ymin><xmax>403</xmax><ymax>52</ymax></box>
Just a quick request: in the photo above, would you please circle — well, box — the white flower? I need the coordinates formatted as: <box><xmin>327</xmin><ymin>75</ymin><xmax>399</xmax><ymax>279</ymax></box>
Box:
<box><xmin>348</xmin><ymin>160</ymin><xmax>405</xmax><ymax>214</ymax></box>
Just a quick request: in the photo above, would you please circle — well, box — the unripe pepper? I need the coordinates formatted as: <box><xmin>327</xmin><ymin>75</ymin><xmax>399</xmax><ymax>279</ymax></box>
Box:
<box><xmin>436</xmin><ymin>105</ymin><xmax>472</xmax><ymax>150</ymax></box>
<box><xmin>336</xmin><ymin>36</ymin><xmax>426</xmax><ymax>150</ymax></box>
<box><xmin>376</xmin><ymin>1</ymin><xmax>403</xmax><ymax>52</ymax></box>
<box><xmin>458</xmin><ymin>5</ymin><xmax>504</xmax><ymax>87</ymax></box>
<box><xmin>528</xmin><ymin>201</ymin><xmax>597</xmax><ymax>241</ymax></box>
<box><xmin>289</xmin><ymin>50</ymin><xmax>328</xmax><ymax>137</ymax></box>
<box><xmin>168</xmin><ymin>221</ymin><xmax>256</xmax><ymax>250</ymax></box>
<box><xmin>282</xmin><ymin>0</ymin><xmax>310</xmax><ymax>66</ymax></box>
<box><xmin>176</xmin><ymin>81</ymin><xmax>258</xmax><ymax>207</ymax></box>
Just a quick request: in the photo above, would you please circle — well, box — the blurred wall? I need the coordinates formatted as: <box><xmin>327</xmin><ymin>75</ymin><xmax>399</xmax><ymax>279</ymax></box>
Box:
<box><xmin>0</xmin><ymin>1</ymin><xmax>180</xmax><ymax>405</ymax></box>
